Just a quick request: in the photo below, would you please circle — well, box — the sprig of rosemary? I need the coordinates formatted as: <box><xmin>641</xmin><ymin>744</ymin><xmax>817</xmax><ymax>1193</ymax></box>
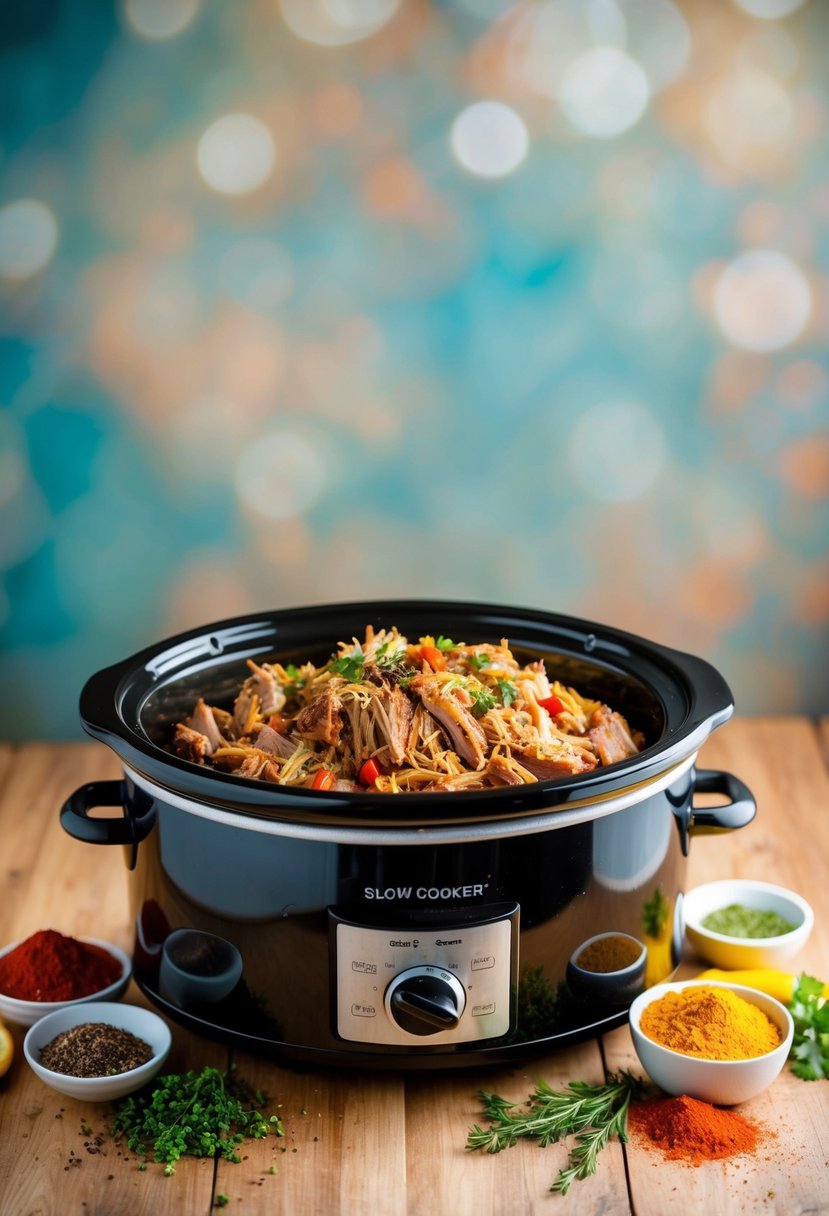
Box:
<box><xmin>467</xmin><ymin>1071</ymin><xmax>644</xmax><ymax>1195</ymax></box>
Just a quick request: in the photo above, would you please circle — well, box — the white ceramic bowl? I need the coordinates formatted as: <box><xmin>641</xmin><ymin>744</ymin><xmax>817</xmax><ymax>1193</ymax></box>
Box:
<box><xmin>629</xmin><ymin>980</ymin><xmax>794</xmax><ymax>1106</ymax></box>
<box><xmin>684</xmin><ymin>879</ymin><xmax>813</xmax><ymax>969</ymax></box>
<box><xmin>24</xmin><ymin>1001</ymin><xmax>171</xmax><ymax>1101</ymax></box>
<box><xmin>0</xmin><ymin>937</ymin><xmax>131</xmax><ymax>1026</ymax></box>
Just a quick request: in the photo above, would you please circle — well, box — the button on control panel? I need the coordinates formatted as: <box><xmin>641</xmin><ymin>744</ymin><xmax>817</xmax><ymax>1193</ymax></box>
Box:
<box><xmin>331</xmin><ymin>905</ymin><xmax>518</xmax><ymax>1047</ymax></box>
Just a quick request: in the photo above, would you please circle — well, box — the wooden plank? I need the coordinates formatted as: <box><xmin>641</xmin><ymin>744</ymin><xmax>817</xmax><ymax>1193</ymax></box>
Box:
<box><xmin>215</xmin><ymin>1050</ymin><xmax>408</xmax><ymax>1214</ymax></box>
<box><xmin>603</xmin><ymin>1024</ymin><xmax>829</xmax><ymax>1216</ymax></box>
<box><xmin>688</xmin><ymin>717</ymin><xmax>829</xmax><ymax>904</ymax></box>
<box><xmin>0</xmin><ymin>1006</ymin><xmax>229</xmax><ymax>1216</ymax></box>
<box><xmin>601</xmin><ymin>716</ymin><xmax>829</xmax><ymax>1216</ymax></box>
<box><xmin>1</xmin><ymin>724</ymin><xmax>828</xmax><ymax>1214</ymax></box>
<box><xmin>0</xmin><ymin>742</ymin><xmax>227</xmax><ymax>1216</ymax></box>
<box><xmin>0</xmin><ymin>743</ymin><xmax>125</xmax><ymax>947</ymax></box>
<box><xmin>404</xmin><ymin>1041</ymin><xmax>632</xmax><ymax>1216</ymax></box>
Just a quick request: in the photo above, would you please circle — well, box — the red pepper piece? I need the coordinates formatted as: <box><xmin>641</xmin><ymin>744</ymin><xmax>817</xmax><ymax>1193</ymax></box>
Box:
<box><xmin>310</xmin><ymin>769</ymin><xmax>334</xmax><ymax>790</ymax></box>
<box><xmin>419</xmin><ymin>645</ymin><xmax>446</xmax><ymax>671</ymax></box>
<box><xmin>358</xmin><ymin>758</ymin><xmax>382</xmax><ymax>786</ymax></box>
<box><xmin>538</xmin><ymin>695</ymin><xmax>565</xmax><ymax>717</ymax></box>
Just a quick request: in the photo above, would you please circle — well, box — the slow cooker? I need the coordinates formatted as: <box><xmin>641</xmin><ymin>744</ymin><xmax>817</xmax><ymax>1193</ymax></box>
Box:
<box><xmin>61</xmin><ymin>600</ymin><xmax>756</xmax><ymax>1068</ymax></box>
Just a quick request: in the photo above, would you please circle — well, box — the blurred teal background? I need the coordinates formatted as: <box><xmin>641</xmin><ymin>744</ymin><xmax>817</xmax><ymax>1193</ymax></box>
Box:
<box><xmin>0</xmin><ymin>0</ymin><xmax>827</xmax><ymax>739</ymax></box>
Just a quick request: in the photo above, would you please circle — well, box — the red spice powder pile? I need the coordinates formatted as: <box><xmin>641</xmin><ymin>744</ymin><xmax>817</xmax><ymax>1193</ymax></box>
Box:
<box><xmin>628</xmin><ymin>1094</ymin><xmax>761</xmax><ymax>1166</ymax></box>
<box><xmin>0</xmin><ymin>929</ymin><xmax>122</xmax><ymax>1001</ymax></box>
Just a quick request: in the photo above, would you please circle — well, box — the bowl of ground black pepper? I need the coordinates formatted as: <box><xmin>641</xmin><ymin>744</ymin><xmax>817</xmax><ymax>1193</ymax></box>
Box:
<box><xmin>684</xmin><ymin>879</ymin><xmax>813</xmax><ymax>969</ymax></box>
<box><xmin>0</xmin><ymin>930</ymin><xmax>131</xmax><ymax>1026</ymax></box>
<box><xmin>23</xmin><ymin>1002</ymin><xmax>171</xmax><ymax>1100</ymax></box>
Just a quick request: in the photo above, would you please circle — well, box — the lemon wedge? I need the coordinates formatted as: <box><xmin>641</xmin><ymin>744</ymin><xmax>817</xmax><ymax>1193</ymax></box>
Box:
<box><xmin>0</xmin><ymin>1019</ymin><xmax>14</xmax><ymax>1078</ymax></box>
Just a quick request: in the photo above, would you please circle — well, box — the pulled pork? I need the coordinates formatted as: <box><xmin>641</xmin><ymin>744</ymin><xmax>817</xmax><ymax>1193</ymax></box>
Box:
<box><xmin>170</xmin><ymin>628</ymin><xmax>644</xmax><ymax>793</ymax></box>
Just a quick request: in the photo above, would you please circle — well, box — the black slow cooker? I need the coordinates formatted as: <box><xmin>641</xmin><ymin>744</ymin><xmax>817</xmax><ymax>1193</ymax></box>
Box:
<box><xmin>61</xmin><ymin>600</ymin><xmax>755</xmax><ymax>1068</ymax></box>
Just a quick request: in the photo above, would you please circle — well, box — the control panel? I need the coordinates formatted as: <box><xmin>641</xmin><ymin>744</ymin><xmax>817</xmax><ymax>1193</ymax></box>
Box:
<box><xmin>330</xmin><ymin>904</ymin><xmax>519</xmax><ymax>1047</ymax></box>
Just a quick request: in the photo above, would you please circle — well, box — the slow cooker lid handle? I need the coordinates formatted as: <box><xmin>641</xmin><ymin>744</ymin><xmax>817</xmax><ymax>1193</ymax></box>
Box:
<box><xmin>60</xmin><ymin>780</ymin><xmax>155</xmax><ymax>850</ymax></box>
<box><xmin>688</xmin><ymin>770</ymin><xmax>756</xmax><ymax>835</ymax></box>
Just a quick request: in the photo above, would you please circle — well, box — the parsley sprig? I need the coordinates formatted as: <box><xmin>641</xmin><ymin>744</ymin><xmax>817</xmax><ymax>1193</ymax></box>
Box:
<box><xmin>467</xmin><ymin>1071</ymin><xmax>644</xmax><ymax>1195</ymax></box>
<box><xmin>329</xmin><ymin>651</ymin><xmax>365</xmax><ymax>682</ymax></box>
<box><xmin>111</xmin><ymin>1066</ymin><xmax>283</xmax><ymax>1175</ymax></box>
<box><xmin>789</xmin><ymin>973</ymin><xmax>829</xmax><ymax>1080</ymax></box>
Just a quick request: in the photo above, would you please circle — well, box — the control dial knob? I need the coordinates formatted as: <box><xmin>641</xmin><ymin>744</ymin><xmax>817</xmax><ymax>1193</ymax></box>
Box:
<box><xmin>384</xmin><ymin>966</ymin><xmax>467</xmax><ymax>1037</ymax></box>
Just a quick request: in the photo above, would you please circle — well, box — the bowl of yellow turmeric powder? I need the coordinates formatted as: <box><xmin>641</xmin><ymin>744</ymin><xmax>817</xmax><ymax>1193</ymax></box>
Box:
<box><xmin>629</xmin><ymin>980</ymin><xmax>794</xmax><ymax>1105</ymax></box>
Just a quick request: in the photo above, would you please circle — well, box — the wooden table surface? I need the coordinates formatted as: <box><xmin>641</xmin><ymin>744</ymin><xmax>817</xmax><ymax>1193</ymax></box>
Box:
<box><xmin>1</xmin><ymin>718</ymin><xmax>828</xmax><ymax>1215</ymax></box>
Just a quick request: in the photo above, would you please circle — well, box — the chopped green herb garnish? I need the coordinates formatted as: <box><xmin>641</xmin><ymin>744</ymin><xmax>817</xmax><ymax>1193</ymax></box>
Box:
<box><xmin>329</xmin><ymin>652</ymin><xmax>365</xmax><ymax>682</ymax></box>
<box><xmin>470</xmin><ymin>686</ymin><xmax>498</xmax><ymax>718</ymax></box>
<box><xmin>498</xmin><ymin>679</ymin><xmax>518</xmax><ymax>708</ymax></box>
<box><xmin>282</xmin><ymin>663</ymin><xmax>305</xmax><ymax>697</ymax></box>
<box><xmin>110</xmin><ymin>1066</ymin><xmax>283</xmax><ymax>1175</ymax></box>
<box><xmin>467</xmin><ymin>653</ymin><xmax>490</xmax><ymax>671</ymax></box>
<box><xmin>436</xmin><ymin>636</ymin><xmax>458</xmax><ymax>651</ymax></box>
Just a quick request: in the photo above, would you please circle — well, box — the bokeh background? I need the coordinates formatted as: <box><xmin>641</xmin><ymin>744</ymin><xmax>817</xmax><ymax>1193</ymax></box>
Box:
<box><xmin>1</xmin><ymin>0</ymin><xmax>827</xmax><ymax>740</ymax></box>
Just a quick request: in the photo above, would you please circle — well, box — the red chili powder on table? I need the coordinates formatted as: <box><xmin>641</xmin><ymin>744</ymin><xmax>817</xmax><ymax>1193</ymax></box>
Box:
<box><xmin>0</xmin><ymin>929</ymin><xmax>122</xmax><ymax>1001</ymax></box>
<box><xmin>628</xmin><ymin>1094</ymin><xmax>762</xmax><ymax>1166</ymax></box>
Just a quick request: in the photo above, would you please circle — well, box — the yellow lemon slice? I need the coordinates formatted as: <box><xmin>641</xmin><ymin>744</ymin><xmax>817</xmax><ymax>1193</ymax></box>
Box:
<box><xmin>0</xmin><ymin>1020</ymin><xmax>14</xmax><ymax>1077</ymax></box>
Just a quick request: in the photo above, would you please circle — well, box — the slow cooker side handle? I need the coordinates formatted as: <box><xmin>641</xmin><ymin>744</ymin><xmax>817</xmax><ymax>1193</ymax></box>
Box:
<box><xmin>60</xmin><ymin>780</ymin><xmax>155</xmax><ymax>871</ymax></box>
<box><xmin>688</xmin><ymin>769</ymin><xmax>756</xmax><ymax>835</ymax></box>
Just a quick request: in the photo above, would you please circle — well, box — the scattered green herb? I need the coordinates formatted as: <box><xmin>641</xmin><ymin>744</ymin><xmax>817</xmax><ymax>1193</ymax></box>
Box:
<box><xmin>466</xmin><ymin>653</ymin><xmax>490</xmax><ymax>671</ymax></box>
<box><xmin>498</xmin><ymin>679</ymin><xmax>518</xmax><ymax>708</ymax></box>
<box><xmin>111</xmin><ymin>1066</ymin><xmax>283</xmax><ymax>1175</ymax></box>
<box><xmin>466</xmin><ymin>1071</ymin><xmax>644</xmax><ymax>1195</ymax></box>
<box><xmin>788</xmin><ymin>973</ymin><xmax>829</xmax><ymax>1080</ymax></box>
<box><xmin>436</xmin><ymin>636</ymin><xmax>458</xmax><ymax>651</ymax></box>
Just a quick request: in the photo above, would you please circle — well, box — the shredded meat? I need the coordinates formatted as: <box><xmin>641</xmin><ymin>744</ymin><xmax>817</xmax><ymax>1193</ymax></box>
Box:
<box><xmin>514</xmin><ymin>742</ymin><xmax>598</xmax><ymax>780</ymax></box>
<box><xmin>412</xmin><ymin>675</ymin><xmax>487</xmax><ymax>771</ymax></box>
<box><xmin>172</xmin><ymin>723</ymin><xmax>211</xmax><ymax>764</ymax></box>
<box><xmin>252</xmin><ymin>722</ymin><xmax>296</xmax><ymax>759</ymax></box>
<box><xmin>170</xmin><ymin>626</ymin><xmax>644</xmax><ymax>792</ymax></box>
<box><xmin>296</xmin><ymin>686</ymin><xmax>344</xmax><ymax>746</ymax></box>
<box><xmin>588</xmin><ymin>706</ymin><xmax>641</xmax><ymax>766</ymax></box>
<box><xmin>186</xmin><ymin>698</ymin><xmax>226</xmax><ymax>755</ymax></box>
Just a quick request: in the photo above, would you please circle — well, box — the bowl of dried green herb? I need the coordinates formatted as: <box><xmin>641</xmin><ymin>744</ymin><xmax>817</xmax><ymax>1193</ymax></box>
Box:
<box><xmin>684</xmin><ymin>879</ymin><xmax>813</xmax><ymax>969</ymax></box>
<box><xmin>23</xmin><ymin>1001</ymin><xmax>171</xmax><ymax>1100</ymax></box>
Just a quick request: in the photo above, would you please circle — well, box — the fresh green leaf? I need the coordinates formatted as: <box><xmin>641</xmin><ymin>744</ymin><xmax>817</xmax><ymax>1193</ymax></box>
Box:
<box><xmin>329</xmin><ymin>652</ymin><xmax>365</xmax><ymax>683</ymax></box>
<box><xmin>282</xmin><ymin>663</ymin><xmax>306</xmax><ymax>697</ymax></box>
<box><xmin>466</xmin><ymin>653</ymin><xmax>490</xmax><ymax>671</ymax></box>
<box><xmin>469</xmin><ymin>686</ymin><xmax>498</xmax><ymax>718</ymax></box>
<box><xmin>498</xmin><ymin>679</ymin><xmax>518</xmax><ymax>708</ymax></box>
<box><xmin>788</xmin><ymin>972</ymin><xmax>829</xmax><ymax>1081</ymax></box>
<box><xmin>436</xmin><ymin>636</ymin><xmax>458</xmax><ymax>651</ymax></box>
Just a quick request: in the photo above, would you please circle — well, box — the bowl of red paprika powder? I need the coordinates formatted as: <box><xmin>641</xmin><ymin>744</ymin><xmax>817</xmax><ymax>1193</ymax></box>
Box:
<box><xmin>0</xmin><ymin>929</ymin><xmax>131</xmax><ymax>1026</ymax></box>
